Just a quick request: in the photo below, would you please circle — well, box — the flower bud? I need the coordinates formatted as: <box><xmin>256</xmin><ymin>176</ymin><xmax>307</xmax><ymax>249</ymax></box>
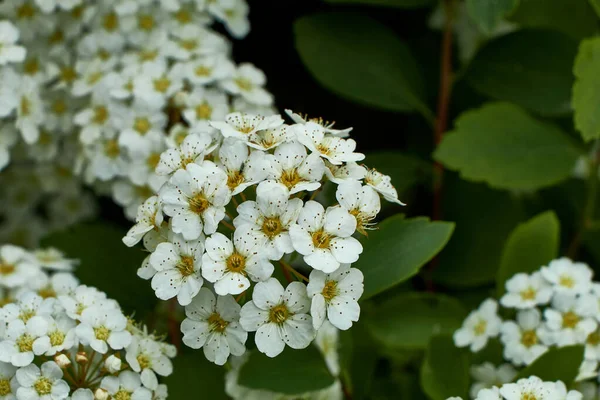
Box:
<box><xmin>104</xmin><ymin>355</ymin><xmax>122</xmax><ymax>373</ymax></box>
<box><xmin>76</xmin><ymin>351</ymin><xmax>88</xmax><ymax>365</ymax></box>
<box><xmin>94</xmin><ymin>388</ymin><xmax>108</xmax><ymax>400</ymax></box>
<box><xmin>54</xmin><ymin>354</ymin><xmax>71</xmax><ymax>368</ymax></box>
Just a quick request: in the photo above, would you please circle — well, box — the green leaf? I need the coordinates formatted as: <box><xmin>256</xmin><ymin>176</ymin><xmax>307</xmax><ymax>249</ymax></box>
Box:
<box><xmin>164</xmin><ymin>352</ymin><xmax>228</xmax><ymax>399</ymax></box>
<box><xmin>433</xmin><ymin>176</ymin><xmax>526</xmax><ymax>287</ymax></box>
<box><xmin>365</xmin><ymin>292</ymin><xmax>466</xmax><ymax>350</ymax></box>
<box><xmin>324</xmin><ymin>0</ymin><xmax>435</xmax><ymax>7</ymax></box>
<box><xmin>238</xmin><ymin>347</ymin><xmax>335</xmax><ymax>395</ymax></box>
<box><xmin>509</xmin><ymin>0</ymin><xmax>598</xmax><ymax>40</ymax></box>
<box><xmin>515</xmin><ymin>345</ymin><xmax>584</xmax><ymax>383</ymax></box>
<box><xmin>41</xmin><ymin>222</ymin><xmax>156</xmax><ymax>314</ymax></box>
<box><xmin>466</xmin><ymin>0</ymin><xmax>519</xmax><ymax>35</ymax></box>
<box><xmin>434</xmin><ymin>102</ymin><xmax>581</xmax><ymax>191</ymax></box>
<box><xmin>590</xmin><ymin>0</ymin><xmax>600</xmax><ymax>16</ymax></box>
<box><xmin>364</xmin><ymin>152</ymin><xmax>431</xmax><ymax>196</ymax></box>
<box><xmin>294</xmin><ymin>12</ymin><xmax>432</xmax><ymax>120</ymax></box>
<box><xmin>496</xmin><ymin>211</ymin><xmax>560</xmax><ymax>295</ymax></box>
<box><xmin>466</xmin><ymin>30</ymin><xmax>578</xmax><ymax>115</ymax></box>
<box><xmin>354</xmin><ymin>216</ymin><xmax>455</xmax><ymax>300</ymax></box>
<box><xmin>573</xmin><ymin>37</ymin><xmax>600</xmax><ymax>142</ymax></box>
<box><xmin>420</xmin><ymin>335</ymin><xmax>471</xmax><ymax>400</ymax></box>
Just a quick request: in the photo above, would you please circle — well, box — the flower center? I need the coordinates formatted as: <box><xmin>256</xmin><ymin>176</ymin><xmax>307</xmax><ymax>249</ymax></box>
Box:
<box><xmin>562</xmin><ymin>311</ymin><xmax>580</xmax><ymax>329</ymax></box>
<box><xmin>94</xmin><ymin>326</ymin><xmax>110</xmax><ymax>341</ymax></box>
<box><xmin>189</xmin><ymin>193</ymin><xmax>209</xmax><ymax>214</ymax></box>
<box><xmin>0</xmin><ymin>379</ymin><xmax>11</xmax><ymax>396</ymax></box>
<box><xmin>322</xmin><ymin>280</ymin><xmax>338</xmax><ymax>302</ymax></box>
<box><xmin>39</xmin><ymin>287</ymin><xmax>56</xmax><ymax>298</ymax></box>
<box><xmin>60</xmin><ymin>66</ymin><xmax>77</xmax><ymax>83</ymax></box>
<box><xmin>138</xmin><ymin>15</ymin><xmax>155</xmax><ymax>31</ymax></box>
<box><xmin>180</xmin><ymin>39</ymin><xmax>198</xmax><ymax>50</ymax></box>
<box><xmin>153</xmin><ymin>77</ymin><xmax>171</xmax><ymax>93</ymax></box>
<box><xmin>520</xmin><ymin>287</ymin><xmax>537</xmax><ymax>301</ymax></box>
<box><xmin>174</xmin><ymin>9</ymin><xmax>191</xmax><ymax>23</ymax></box>
<box><xmin>86</xmin><ymin>71</ymin><xmax>103</xmax><ymax>85</ymax></box>
<box><xmin>269</xmin><ymin>304</ymin><xmax>290</xmax><ymax>324</ymax></box>
<box><xmin>521</xmin><ymin>393</ymin><xmax>538</xmax><ymax>400</ymax></box>
<box><xmin>235</xmin><ymin>78</ymin><xmax>253</xmax><ymax>91</ymax></box>
<box><xmin>18</xmin><ymin>310</ymin><xmax>35</xmax><ymax>323</ymax></box>
<box><xmin>226</xmin><ymin>253</ymin><xmax>246</xmax><ymax>274</ymax></box>
<box><xmin>146</xmin><ymin>153</ymin><xmax>161</xmax><ymax>170</ymax></box>
<box><xmin>588</xmin><ymin>331</ymin><xmax>600</xmax><ymax>346</ymax></box>
<box><xmin>139</xmin><ymin>50</ymin><xmax>158</xmax><ymax>61</ymax></box>
<box><xmin>93</xmin><ymin>106</ymin><xmax>108</xmax><ymax>124</ymax></box>
<box><xmin>520</xmin><ymin>330</ymin><xmax>538</xmax><ymax>347</ymax></box>
<box><xmin>20</xmin><ymin>96</ymin><xmax>31</xmax><ymax>116</ymax></box>
<box><xmin>23</xmin><ymin>58</ymin><xmax>40</xmax><ymax>75</ymax></box>
<box><xmin>16</xmin><ymin>3</ymin><xmax>36</xmax><ymax>19</ymax></box>
<box><xmin>473</xmin><ymin>320</ymin><xmax>487</xmax><ymax>336</ymax></box>
<box><xmin>16</xmin><ymin>334</ymin><xmax>34</xmax><ymax>352</ymax></box>
<box><xmin>311</xmin><ymin>229</ymin><xmax>331</xmax><ymax>249</ymax></box>
<box><xmin>227</xmin><ymin>170</ymin><xmax>245</xmax><ymax>190</ymax></box>
<box><xmin>103</xmin><ymin>12</ymin><xmax>119</xmax><ymax>31</ymax></box>
<box><xmin>195</xmin><ymin>103</ymin><xmax>212</xmax><ymax>119</ymax></box>
<box><xmin>52</xmin><ymin>99</ymin><xmax>67</xmax><ymax>115</ymax></box>
<box><xmin>134</xmin><ymin>117</ymin><xmax>151</xmax><ymax>135</ymax></box>
<box><xmin>262</xmin><ymin>217</ymin><xmax>283</xmax><ymax>239</ymax></box>
<box><xmin>0</xmin><ymin>262</ymin><xmax>15</xmax><ymax>275</ymax></box>
<box><xmin>176</xmin><ymin>256</ymin><xmax>196</xmax><ymax>277</ymax></box>
<box><xmin>559</xmin><ymin>275</ymin><xmax>575</xmax><ymax>288</ymax></box>
<box><xmin>194</xmin><ymin>66</ymin><xmax>212</xmax><ymax>77</ymax></box>
<box><xmin>104</xmin><ymin>139</ymin><xmax>120</xmax><ymax>159</ymax></box>
<box><xmin>137</xmin><ymin>354</ymin><xmax>152</xmax><ymax>370</ymax></box>
<box><xmin>114</xmin><ymin>389</ymin><xmax>132</xmax><ymax>400</ymax></box>
<box><xmin>280</xmin><ymin>169</ymin><xmax>302</xmax><ymax>189</ymax></box>
<box><xmin>208</xmin><ymin>313</ymin><xmax>229</xmax><ymax>333</ymax></box>
<box><xmin>34</xmin><ymin>377</ymin><xmax>52</xmax><ymax>395</ymax></box>
<box><xmin>50</xmin><ymin>330</ymin><xmax>66</xmax><ymax>346</ymax></box>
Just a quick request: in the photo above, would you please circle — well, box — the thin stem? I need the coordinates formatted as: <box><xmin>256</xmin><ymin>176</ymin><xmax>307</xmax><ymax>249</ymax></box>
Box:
<box><xmin>168</xmin><ymin>298</ymin><xmax>181</xmax><ymax>351</ymax></box>
<box><xmin>279</xmin><ymin>260</ymin><xmax>309</xmax><ymax>282</ymax></box>
<box><xmin>568</xmin><ymin>145</ymin><xmax>600</xmax><ymax>258</ymax></box>
<box><xmin>235</xmin><ymin>291</ymin><xmax>246</xmax><ymax>303</ymax></box>
<box><xmin>220</xmin><ymin>219</ymin><xmax>235</xmax><ymax>231</ymax></box>
<box><xmin>231</xmin><ymin>196</ymin><xmax>239</xmax><ymax>208</ymax></box>
<box><xmin>240</xmin><ymin>192</ymin><xmax>247</xmax><ymax>202</ymax></box>
<box><xmin>309</xmin><ymin>187</ymin><xmax>323</xmax><ymax>201</ymax></box>
<box><xmin>279</xmin><ymin>261</ymin><xmax>293</xmax><ymax>283</ymax></box>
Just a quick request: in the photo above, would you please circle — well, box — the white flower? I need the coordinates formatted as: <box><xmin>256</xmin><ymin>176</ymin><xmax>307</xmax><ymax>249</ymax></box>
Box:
<box><xmin>315</xmin><ymin>321</ymin><xmax>340</xmax><ymax>376</ymax></box>
<box><xmin>16</xmin><ymin>78</ymin><xmax>44</xmax><ymax>144</ymax></box>
<box><xmin>0</xmin><ymin>362</ymin><xmax>18</xmax><ymax>399</ymax></box>
<box><xmin>181</xmin><ymin>287</ymin><xmax>247</xmax><ymax>365</ymax></box>
<box><xmin>289</xmin><ymin>201</ymin><xmax>362</xmax><ymax>273</ymax></box>
<box><xmin>100</xmin><ymin>371</ymin><xmax>152</xmax><ymax>400</ymax></box>
<box><xmin>29</xmin><ymin>248</ymin><xmax>77</xmax><ymax>271</ymax></box>
<box><xmin>202</xmin><ymin>227</ymin><xmax>273</xmax><ymax>296</ymax></box>
<box><xmin>0</xmin><ymin>68</ymin><xmax>21</xmax><ymax>118</ymax></box>
<box><xmin>208</xmin><ymin>0</ymin><xmax>250</xmax><ymax>39</ymax></box>
<box><xmin>233</xmin><ymin>180</ymin><xmax>303</xmax><ymax>260</ymax></box>
<box><xmin>0</xmin><ymin>317</ymin><xmax>50</xmax><ymax>367</ymax></box>
<box><xmin>585</xmin><ymin>327</ymin><xmax>600</xmax><ymax>361</ymax></box>
<box><xmin>44</xmin><ymin>316</ymin><xmax>76</xmax><ymax>356</ymax></box>
<box><xmin>266</xmin><ymin>141</ymin><xmax>325</xmax><ymax>194</ymax></box>
<box><xmin>182</xmin><ymin>88</ymin><xmax>228</xmax><ymax>129</ymax></box>
<box><xmin>217</xmin><ymin>138</ymin><xmax>270</xmax><ymax>195</ymax></box>
<box><xmin>184</xmin><ymin>54</ymin><xmax>234</xmax><ymax>87</ymax></box>
<box><xmin>294</xmin><ymin>122</ymin><xmax>364</xmax><ymax>165</ymax></box>
<box><xmin>553</xmin><ymin>381</ymin><xmax>584</xmax><ymax>400</ymax></box>
<box><xmin>239</xmin><ymin>278</ymin><xmax>314</xmax><ymax>357</ymax></box>
<box><xmin>501</xmin><ymin>272</ymin><xmax>553</xmax><ymax>309</ymax></box>
<box><xmin>156</xmin><ymin>132</ymin><xmax>215</xmax><ymax>176</ymax></box>
<box><xmin>336</xmin><ymin>180</ymin><xmax>380</xmax><ymax>235</ymax></box>
<box><xmin>576</xmin><ymin>360</ymin><xmax>598</xmax><ymax>382</ymax></box>
<box><xmin>122</xmin><ymin>196</ymin><xmax>164</xmax><ymax>247</ymax></box>
<box><xmin>104</xmin><ymin>355</ymin><xmax>122</xmax><ymax>374</ymax></box>
<box><xmin>220</xmin><ymin>63</ymin><xmax>273</xmax><ymax>105</ymax></box>
<box><xmin>246</xmin><ymin>124</ymin><xmax>294</xmax><ymax>151</ymax></box>
<box><xmin>500</xmin><ymin>309</ymin><xmax>549</xmax><ymax>366</ymax></box>
<box><xmin>75</xmin><ymin>305</ymin><xmax>132</xmax><ymax>353</ymax></box>
<box><xmin>364</xmin><ymin>168</ymin><xmax>405</xmax><ymax>205</ymax></box>
<box><xmin>118</xmin><ymin>101</ymin><xmax>167</xmax><ymax>152</ymax></box>
<box><xmin>126</xmin><ymin>135</ymin><xmax>168</xmax><ymax>188</ymax></box>
<box><xmin>541</xmin><ymin>258</ymin><xmax>593</xmax><ymax>295</ymax></box>
<box><xmin>453</xmin><ymin>299</ymin><xmax>502</xmax><ymax>352</ymax></box>
<box><xmin>59</xmin><ymin>285</ymin><xmax>107</xmax><ymax>320</ymax></box>
<box><xmin>126</xmin><ymin>337</ymin><xmax>173</xmax><ymax>390</ymax></box>
<box><xmin>149</xmin><ymin>234</ymin><xmax>204</xmax><ymax>305</ymax></box>
<box><xmin>544</xmin><ymin>293</ymin><xmax>598</xmax><ymax>346</ymax></box>
<box><xmin>16</xmin><ymin>362</ymin><xmax>69</xmax><ymax>400</ymax></box>
<box><xmin>0</xmin><ymin>21</ymin><xmax>26</xmax><ymax>65</ymax></box>
<box><xmin>474</xmin><ymin>387</ymin><xmax>502</xmax><ymax>400</ymax></box>
<box><xmin>324</xmin><ymin>160</ymin><xmax>367</xmax><ymax>185</ymax></box>
<box><xmin>285</xmin><ymin>109</ymin><xmax>352</xmax><ymax>138</ymax></box>
<box><xmin>499</xmin><ymin>376</ymin><xmax>560</xmax><ymax>400</ymax></box>
<box><xmin>210</xmin><ymin>112</ymin><xmax>283</xmax><ymax>141</ymax></box>
<box><xmin>133</xmin><ymin>63</ymin><xmax>183</xmax><ymax>109</ymax></box>
<box><xmin>160</xmin><ymin>160</ymin><xmax>231</xmax><ymax>240</ymax></box>
<box><xmin>307</xmin><ymin>264</ymin><xmax>363</xmax><ymax>331</ymax></box>
<box><xmin>2</xmin><ymin>292</ymin><xmax>54</xmax><ymax>325</ymax></box>
<box><xmin>73</xmin><ymin>91</ymin><xmax>121</xmax><ymax>145</ymax></box>
<box><xmin>469</xmin><ymin>362</ymin><xmax>516</xmax><ymax>399</ymax></box>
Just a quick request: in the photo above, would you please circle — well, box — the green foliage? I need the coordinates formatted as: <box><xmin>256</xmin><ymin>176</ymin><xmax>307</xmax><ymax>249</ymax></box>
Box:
<box><xmin>590</xmin><ymin>0</ymin><xmax>600</xmax><ymax>16</ymax></box>
<box><xmin>365</xmin><ymin>292</ymin><xmax>466</xmax><ymax>350</ymax></box>
<box><xmin>42</xmin><ymin>222</ymin><xmax>156</xmax><ymax>315</ymax></box>
<box><xmin>573</xmin><ymin>37</ymin><xmax>600</xmax><ymax>142</ymax></box>
<box><xmin>514</xmin><ymin>345</ymin><xmax>585</xmax><ymax>383</ymax></box>
<box><xmin>354</xmin><ymin>215</ymin><xmax>455</xmax><ymax>300</ymax></box>
<box><xmin>465</xmin><ymin>30</ymin><xmax>578</xmax><ymax>115</ymax></box>
<box><xmin>434</xmin><ymin>103</ymin><xmax>581</xmax><ymax>190</ymax></box>
<box><xmin>164</xmin><ymin>353</ymin><xmax>228</xmax><ymax>399</ymax></box>
<box><xmin>294</xmin><ymin>12</ymin><xmax>432</xmax><ymax>120</ymax></box>
<box><xmin>466</xmin><ymin>0</ymin><xmax>519</xmax><ymax>35</ymax></box>
<box><xmin>420</xmin><ymin>335</ymin><xmax>471</xmax><ymax>400</ymax></box>
<box><xmin>238</xmin><ymin>347</ymin><xmax>335</xmax><ymax>395</ymax></box>
<box><xmin>496</xmin><ymin>211</ymin><xmax>560</xmax><ymax>295</ymax></box>
<box><xmin>325</xmin><ymin>0</ymin><xmax>435</xmax><ymax>7</ymax></box>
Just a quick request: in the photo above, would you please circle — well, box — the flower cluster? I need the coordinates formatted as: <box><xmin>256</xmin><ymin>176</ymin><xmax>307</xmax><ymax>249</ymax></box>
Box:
<box><xmin>123</xmin><ymin>110</ymin><xmax>404</xmax><ymax>364</ymax></box>
<box><xmin>0</xmin><ymin>244</ymin><xmax>176</xmax><ymax>399</ymax></box>
<box><xmin>454</xmin><ymin>258</ymin><xmax>600</xmax><ymax>398</ymax></box>
<box><xmin>447</xmin><ymin>376</ymin><xmax>583</xmax><ymax>400</ymax></box>
<box><xmin>0</xmin><ymin>0</ymin><xmax>269</xmax><ymax>247</ymax></box>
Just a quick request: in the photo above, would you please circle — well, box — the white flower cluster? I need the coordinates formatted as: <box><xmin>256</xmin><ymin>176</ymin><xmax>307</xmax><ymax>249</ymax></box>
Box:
<box><xmin>0</xmin><ymin>244</ymin><xmax>176</xmax><ymax>399</ymax></box>
<box><xmin>0</xmin><ymin>0</ymin><xmax>270</xmax><ymax>240</ymax></box>
<box><xmin>122</xmin><ymin>110</ymin><xmax>404</xmax><ymax>364</ymax></box>
<box><xmin>447</xmin><ymin>376</ymin><xmax>583</xmax><ymax>400</ymax></box>
<box><xmin>454</xmin><ymin>258</ymin><xmax>600</xmax><ymax>398</ymax></box>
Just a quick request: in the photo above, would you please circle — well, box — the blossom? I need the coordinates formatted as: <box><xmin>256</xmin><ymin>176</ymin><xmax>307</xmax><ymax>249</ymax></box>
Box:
<box><xmin>335</xmin><ymin>180</ymin><xmax>380</xmax><ymax>235</ymax></box>
<box><xmin>469</xmin><ymin>362</ymin><xmax>516</xmax><ymax>399</ymax></box>
<box><xmin>543</xmin><ymin>293</ymin><xmax>597</xmax><ymax>346</ymax></box>
<box><xmin>15</xmin><ymin>362</ymin><xmax>69</xmax><ymax>400</ymax></box>
<box><xmin>500</xmin><ymin>309</ymin><xmax>549</xmax><ymax>366</ymax></box>
<box><xmin>220</xmin><ymin>63</ymin><xmax>273</xmax><ymax>105</ymax></box>
<box><xmin>239</xmin><ymin>278</ymin><xmax>313</xmax><ymax>357</ymax></box>
<box><xmin>99</xmin><ymin>371</ymin><xmax>152</xmax><ymax>400</ymax></box>
<box><xmin>500</xmin><ymin>272</ymin><xmax>553</xmax><ymax>309</ymax></box>
<box><xmin>122</xmin><ymin>196</ymin><xmax>164</xmax><ymax>247</ymax></box>
<box><xmin>454</xmin><ymin>299</ymin><xmax>502</xmax><ymax>352</ymax></box>
<box><xmin>364</xmin><ymin>168</ymin><xmax>405</xmax><ymax>205</ymax></box>
<box><xmin>266</xmin><ymin>141</ymin><xmax>325</xmax><ymax>194</ymax></box>
<box><xmin>499</xmin><ymin>376</ymin><xmax>561</xmax><ymax>400</ymax></box>
<box><xmin>541</xmin><ymin>258</ymin><xmax>593</xmax><ymax>295</ymax></box>
<box><xmin>210</xmin><ymin>112</ymin><xmax>283</xmax><ymax>141</ymax></box>
<box><xmin>294</xmin><ymin>122</ymin><xmax>364</xmax><ymax>165</ymax></box>
<box><xmin>181</xmin><ymin>288</ymin><xmax>247</xmax><ymax>365</ymax></box>
<box><xmin>126</xmin><ymin>337</ymin><xmax>173</xmax><ymax>390</ymax></box>
<box><xmin>0</xmin><ymin>21</ymin><xmax>26</xmax><ymax>65</ymax></box>
<box><xmin>0</xmin><ymin>317</ymin><xmax>50</xmax><ymax>367</ymax></box>
<box><xmin>75</xmin><ymin>305</ymin><xmax>132</xmax><ymax>354</ymax></box>
<box><xmin>217</xmin><ymin>138</ymin><xmax>270</xmax><ymax>195</ymax></box>
<box><xmin>156</xmin><ymin>132</ymin><xmax>215</xmax><ymax>176</ymax></box>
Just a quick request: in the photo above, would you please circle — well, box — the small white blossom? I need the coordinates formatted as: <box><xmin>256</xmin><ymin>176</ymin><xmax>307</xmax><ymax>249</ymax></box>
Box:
<box><xmin>469</xmin><ymin>362</ymin><xmax>516</xmax><ymax>399</ymax></box>
<box><xmin>0</xmin><ymin>21</ymin><xmax>26</xmax><ymax>65</ymax></box>
<box><xmin>501</xmin><ymin>272</ymin><xmax>553</xmax><ymax>309</ymax></box>
<box><xmin>500</xmin><ymin>309</ymin><xmax>549</xmax><ymax>366</ymax></box>
<box><xmin>16</xmin><ymin>362</ymin><xmax>69</xmax><ymax>400</ymax></box>
<box><xmin>454</xmin><ymin>299</ymin><xmax>502</xmax><ymax>352</ymax></box>
<box><xmin>75</xmin><ymin>305</ymin><xmax>132</xmax><ymax>353</ymax></box>
<box><xmin>541</xmin><ymin>258</ymin><xmax>593</xmax><ymax>295</ymax></box>
<box><xmin>294</xmin><ymin>122</ymin><xmax>364</xmax><ymax>165</ymax></box>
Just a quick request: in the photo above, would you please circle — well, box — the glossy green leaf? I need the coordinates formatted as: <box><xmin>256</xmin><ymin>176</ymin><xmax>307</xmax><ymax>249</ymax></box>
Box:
<box><xmin>515</xmin><ymin>345</ymin><xmax>584</xmax><ymax>383</ymax></box>
<box><xmin>354</xmin><ymin>215</ymin><xmax>455</xmax><ymax>300</ymax></box>
<box><xmin>466</xmin><ymin>30</ymin><xmax>578</xmax><ymax>115</ymax></box>
<box><xmin>573</xmin><ymin>37</ymin><xmax>600</xmax><ymax>142</ymax></box>
<box><xmin>294</xmin><ymin>12</ymin><xmax>432</xmax><ymax>120</ymax></box>
<box><xmin>365</xmin><ymin>292</ymin><xmax>466</xmax><ymax>350</ymax></box>
<box><xmin>433</xmin><ymin>176</ymin><xmax>525</xmax><ymax>287</ymax></box>
<box><xmin>590</xmin><ymin>0</ymin><xmax>600</xmax><ymax>16</ymax></box>
<box><xmin>41</xmin><ymin>222</ymin><xmax>156</xmax><ymax>314</ymax></box>
<box><xmin>466</xmin><ymin>0</ymin><xmax>519</xmax><ymax>35</ymax></box>
<box><xmin>434</xmin><ymin>103</ymin><xmax>580</xmax><ymax>190</ymax></box>
<box><xmin>164</xmin><ymin>353</ymin><xmax>228</xmax><ymax>399</ymax></box>
<box><xmin>238</xmin><ymin>347</ymin><xmax>335</xmax><ymax>395</ymax></box>
<box><xmin>510</xmin><ymin>0</ymin><xmax>598</xmax><ymax>40</ymax></box>
<box><xmin>496</xmin><ymin>211</ymin><xmax>560</xmax><ymax>295</ymax></box>
<box><xmin>325</xmin><ymin>0</ymin><xmax>435</xmax><ymax>7</ymax></box>
<box><xmin>420</xmin><ymin>335</ymin><xmax>471</xmax><ymax>400</ymax></box>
